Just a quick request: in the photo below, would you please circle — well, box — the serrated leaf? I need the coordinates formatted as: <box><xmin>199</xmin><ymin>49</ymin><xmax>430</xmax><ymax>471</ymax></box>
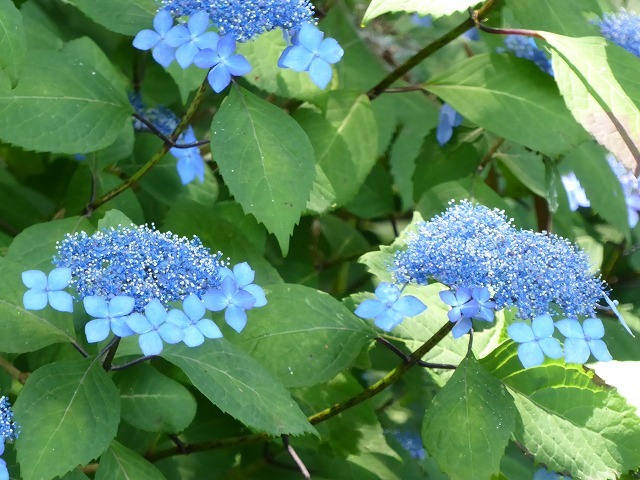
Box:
<box><xmin>114</xmin><ymin>363</ymin><xmax>197</xmax><ymax>433</ymax></box>
<box><xmin>0</xmin><ymin>258</ymin><xmax>76</xmax><ymax>353</ymax></box>
<box><xmin>210</xmin><ymin>86</ymin><xmax>315</xmax><ymax>255</ymax></box>
<box><xmin>362</xmin><ymin>0</ymin><xmax>479</xmax><ymax>24</ymax></box>
<box><xmin>161</xmin><ymin>340</ymin><xmax>315</xmax><ymax>436</ymax></box>
<box><xmin>540</xmin><ymin>33</ymin><xmax>640</xmax><ymax>174</ymax></box>
<box><xmin>0</xmin><ymin>0</ymin><xmax>27</xmax><ymax>86</ymax></box>
<box><xmin>96</xmin><ymin>441</ymin><xmax>165</xmax><ymax>480</ymax></box>
<box><xmin>0</xmin><ymin>39</ymin><xmax>132</xmax><ymax>153</ymax></box>
<box><xmin>68</xmin><ymin>0</ymin><xmax>156</xmax><ymax>36</ymax></box>
<box><xmin>483</xmin><ymin>343</ymin><xmax>640</xmax><ymax>480</ymax></box>
<box><xmin>506</xmin><ymin>0</ymin><xmax>602</xmax><ymax>36</ymax></box>
<box><xmin>306</xmin><ymin>164</ymin><xmax>337</xmax><ymax>214</ymax></box>
<box><xmin>425</xmin><ymin>54</ymin><xmax>589</xmax><ymax>157</ymax></box>
<box><xmin>14</xmin><ymin>358</ymin><xmax>121</xmax><ymax>480</ymax></box>
<box><xmin>422</xmin><ymin>355</ymin><xmax>516</xmax><ymax>480</ymax></box>
<box><xmin>232</xmin><ymin>284</ymin><xmax>375</xmax><ymax>388</ymax></box>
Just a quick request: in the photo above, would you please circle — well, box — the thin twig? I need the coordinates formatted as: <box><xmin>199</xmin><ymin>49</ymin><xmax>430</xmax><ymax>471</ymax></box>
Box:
<box><xmin>132</xmin><ymin>113</ymin><xmax>210</xmax><ymax>149</ymax></box>
<box><xmin>0</xmin><ymin>356</ymin><xmax>29</xmax><ymax>384</ymax></box>
<box><xmin>110</xmin><ymin>354</ymin><xmax>154</xmax><ymax>371</ymax></box>
<box><xmin>375</xmin><ymin>337</ymin><xmax>456</xmax><ymax>369</ymax></box>
<box><xmin>101</xmin><ymin>337</ymin><xmax>121</xmax><ymax>372</ymax></box>
<box><xmin>282</xmin><ymin>435</ymin><xmax>311</xmax><ymax>479</ymax></box>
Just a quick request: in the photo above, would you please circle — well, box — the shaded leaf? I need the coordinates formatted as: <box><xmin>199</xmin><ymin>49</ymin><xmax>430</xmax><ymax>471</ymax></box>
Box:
<box><xmin>95</xmin><ymin>441</ymin><xmax>165</xmax><ymax>480</ymax></box>
<box><xmin>362</xmin><ymin>0</ymin><xmax>479</xmax><ymax>24</ymax></box>
<box><xmin>69</xmin><ymin>0</ymin><xmax>156</xmax><ymax>36</ymax></box>
<box><xmin>0</xmin><ymin>0</ymin><xmax>27</xmax><ymax>86</ymax></box>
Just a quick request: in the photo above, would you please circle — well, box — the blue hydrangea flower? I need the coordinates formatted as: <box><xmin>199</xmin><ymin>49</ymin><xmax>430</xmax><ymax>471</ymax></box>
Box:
<box><xmin>202</xmin><ymin>276</ymin><xmax>257</xmax><ymax>333</ymax></box>
<box><xmin>472</xmin><ymin>287</ymin><xmax>496</xmax><ymax>322</ymax></box>
<box><xmin>126</xmin><ymin>299</ymin><xmax>184</xmax><ymax>355</ymax></box>
<box><xmin>158</xmin><ymin>0</ymin><xmax>315</xmax><ymax>43</ymax></box>
<box><xmin>165</xmin><ymin>10</ymin><xmax>219</xmax><ymax>68</ymax></box>
<box><xmin>355</xmin><ymin>282</ymin><xmax>426</xmax><ymax>331</ymax></box>
<box><xmin>194</xmin><ymin>35</ymin><xmax>252</xmax><ymax>92</ymax></box>
<box><xmin>561</xmin><ymin>172</ymin><xmax>590</xmax><ymax>211</ymax></box>
<box><xmin>507</xmin><ymin>315</ymin><xmax>563</xmax><ymax>368</ymax></box>
<box><xmin>1</xmin><ymin>395</ymin><xmax>18</xmax><ymax>480</ymax></box>
<box><xmin>278</xmin><ymin>23</ymin><xmax>344</xmax><ymax>89</ymax></box>
<box><xmin>598</xmin><ymin>9</ymin><xmax>640</xmax><ymax>57</ymax></box>
<box><xmin>54</xmin><ymin>225</ymin><xmax>225</xmax><ymax>312</ymax></box>
<box><xmin>393</xmin><ymin>201</ymin><xmax>609</xmax><ymax>320</ymax></box>
<box><xmin>389</xmin><ymin>429</ymin><xmax>425</xmax><ymax>460</ymax></box>
<box><xmin>170</xmin><ymin>126</ymin><xmax>205</xmax><ymax>184</ymax></box>
<box><xmin>555</xmin><ymin>317</ymin><xmax>612</xmax><ymax>364</ymax></box>
<box><xmin>607</xmin><ymin>153</ymin><xmax>640</xmax><ymax>228</ymax></box>
<box><xmin>21</xmin><ymin>268</ymin><xmax>73</xmax><ymax>313</ymax></box>
<box><xmin>219</xmin><ymin>262</ymin><xmax>267</xmax><ymax>308</ymax></box>
<box><xmin>439</xmin><ymin>287</ymin><xmax>479</xmax><ymax>338</ymax></box>
<box><xmin>502</xmin><ymin>35</ymin><xmax>554</xmax><ymax>75</ymax></box>
<box><xmin>533</xmin><ymin>467</ymin><xmax>571</xmax><ymax>480</ymax></box>
<box><xmin>83</xmin><ymin>295</ymin><xmax>136</xmax><ymax>343</ymax></box>
<box><xmin>133</xmin><ymin>10</ymin><xmax>176</xmax><ymax>67</ymax></box>
<box><xmin>436</xmin><ymin>103</ymin><xmax>463</xmax><ymax>147</ymax></box>
<box><xmin>166</xmin><ymin>293</ymin><xmax>223</xmax><ymax>347</ymax></box>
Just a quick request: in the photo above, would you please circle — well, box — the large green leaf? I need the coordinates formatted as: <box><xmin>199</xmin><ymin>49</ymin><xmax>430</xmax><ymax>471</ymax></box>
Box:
<box><xmin>0</xmin><ymin>38</ymin><xmax>132</xmax><ymax>154</ymax></box>
<box><xmin>114</xmin><ymin>363</ymin><xmax>197</xmax><ymax>433</ymax></box>
<box><xmin>506</xmin><ymin>0</ymin><xmax>602</xmax><ymax>36</ymax></box>
<box><xmin>425</xmin><ymin>53</ymin><xmax>588</xmax><ymax>157</ymax></box>
<box><xmin>362</xmin><ymin>0</ymin><xmax>479</xmax><ymax>24</ymax></box>
<box><xmin>423</xmin><ymin>355</ymin><xmax>516</xmax><ymax>480</ymax></box>
<box><xmin>161</xmin><ymin>340</ymin><xmax>315</xmax><ymax>436</ymax></box>
<box><xmin>540</xmin><ymin>33</ymin><xmax>640</xmax><ymax>174</ymax></box>
<box><xmin>14</xmin><ymin>358</ymin><xmax>121</xmax><ymax>480</ymax></box>
<box><xmin>232</xmin><ymin>283</ymin><xmax>375</xmax><ymax>388</ymax></box>
<box><xmin>0</xmin><ymin>258</ymin><xmax>76</xmax><ymax>353</ymax></box>
<box><xmin>0</xmin><ymin>0</ymin><xmax>26</xmax><ymax>86</ymax></box>
<box><xmin>483</xmin><ymin>343</ymin><xmax>640</xmax><ymax>479</ymax></box>
<box><xmin>296</xmin><ymin>92</ymin><xmax>378</xmax><ymax>207</ymax></box>
<box><xmin>210</xmin><ymin>86</ymin><xmax>315</xmax><ymax>255</ymax></box>
<box><xmin>95</xmin><ymin>441</ymin><xmax>165</xmax><ymax>480</ymax></box>
<box><xmin>68</xmin><ymin>0</ymin><xmax>156</xmax><ymax>36</ymax></box>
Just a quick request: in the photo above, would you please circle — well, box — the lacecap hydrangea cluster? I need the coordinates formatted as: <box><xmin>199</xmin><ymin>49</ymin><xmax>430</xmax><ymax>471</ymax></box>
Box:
<box><xmin>1</xmin><ymin>396</ymin><xmax>19</xmax><ymax>479</ymax></box>
<box><xmin>599</xmin><ymin>9</ymin><xmax>640</xmax><ymax>57</ymax></box>
<box><xmin>132</xmin><ymin>1</ymin><xmax>344</xmax><ymax>90</ymax></box>
<box><xmin>501</xmin><ymin>35</ymin><xmax>554</xmax><ymax>76</ymax></box>
<box><xmin>21</xmin><ymin>225</ymin><xmax>266</xmax><ymax>356</ymax></box>
<box><xmin>355</xmin><ymin>201</ymin><xmax>630</xmax><ymax>368</ymax></box>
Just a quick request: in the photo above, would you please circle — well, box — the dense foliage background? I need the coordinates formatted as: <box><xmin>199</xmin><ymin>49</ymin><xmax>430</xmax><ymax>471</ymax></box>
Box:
<box><xmin>0</xmin><ymin>0</ymin><xmax>639</xmax><ymax>479</ymax></box>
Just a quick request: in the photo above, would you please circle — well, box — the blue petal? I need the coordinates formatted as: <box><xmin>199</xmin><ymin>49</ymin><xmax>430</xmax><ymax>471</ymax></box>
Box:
<box><xmin>188</xmin><ymin>10</ymin><xmax>211</xmax><ymax>36</ymax></box>
<box><xmin>158</xmin><ymin>322</ymin><xmax>184</xmax><ymax>344</ymax></box>
<box><xmin>152</xmin><ymin>43</ymin><xmax>176</xmax><ymax>67</ymax></box>
<box><xmin>217</xmin><ymin>35</ymin><xmax>237</xmax><ymax>58</ymax></box>
<box><xmin>447</xmin><ymin>307</ymin><xmax>463</xmax><ymax>323</ymax></box>
<box><xmin>165</xmin><ymin>25</ymin><xmax>190</xmax><ymax>48</ymax></box>
<box><xmin>85</xmin><ymin>318</ymin><xmax>110</xmax><ymax>343</ymax></box>
<box><xmin>154</xmin><ymin>10</ymin><xmax>174</xmax><ymax>35</ymax></box>
<box><xmin>439</xmin><ymin>290</ymin><xmax>457</xmax><ymax>307</ymax></box>
<box><xmin>231</xmin><ymin>290</ymin><xmax>256</xmax><ymax>310</ymax></box>
<box><xmin>133</xmin><ymin>30</ymin><xmax>160</xmax><ymax>50</ymax></box>
<box><xmin>374</xmin><ymin>283</ymin><xmax>400</xmax><ymax>302</ymax></box>
<box><xmin>197</xmin><ymin>319</ymin><xmax>223</xmax><ymax>339</ymax></box>
<box><xmin>603</xmin><ymin>294</ymin><xmax>634</xmax><ymax>336</ymax></box>
<box><xmin>202</xmin><ymin>289</ymin><xmax>229</xmax><ymax>311</ymax></box>
<box><xmin>144</xmin><ymin>299</ymin><xmax>167</xmax><ymax>326</ymax></box>
<box><xmin>507</xmin><ymin>322</ymin><xmax>535</xmax><ymax>343</ymax></box>
<box><xmin>354</xmin><ymin>299</ymin><xmax>385</xmax><ymax>319</ymax></box>
<box><xmin>278</xmin><ymin>45</ymin><xmax>314</xmax><ymax>72</ymax></box>
<box><xmin>244</xmin><ymin>284</ymin><xmax>267</xmax><ymax>307</ymax></box>
<box><xmin>166</xmin><ymin>309</ymin><xmax>190</xmax><ymax>328</ymax></box>
<box><xmin>22</xmin><ymin>270</ymin><xmax>47</xmax><ymax>290</ymax></box>
<box><xmin>583</xmin><ymin>317</ymin><xmax>605</xmax><ymax>339</ymax></box>
<box><xmin>474</xmin><ymin>306</ymin><xmax>494</xmax><ymax>322</ymax></box>
<box><xmin>588</xmin><ymin>339</ymin><xmax>612</xmax><ymax>362</ymax></box>
<box><xmin>517</xmin><ymin>342</ymin><xmax>544</xmax><ymax>368</ymax></box>
<box><xmin>278</xmin><ymin>46</ymin><xmax>295</xmax><ymax>68</ymax></box>
<box><xmin>139</xmin><ymin>331</ymin><xmax>163</xmax><ymax>356</ymax></box>
<box><xmin>208</xmin><ymin>64</ymin><xmax>232</xmax><ymax>93</ymax></box>
<box><xmin>182</xmin><ymin>325</ymin><xmax>205</xmax><ymax>347</ymax></box>
<box><xmin>224</xmin><ymin>54</ymin><xmax>251</xmax><ymax>76</ymax></box>
<box><xmin>308</xmin><ymin>59</ymin><xmax>333</xmax><ymax>89</ymax></box>
<box><xmin>563</xmin><ymin>337</ymin><xmax>590</xmax><ymax>364</ymax></box>
<box><xmin>472</xmin><ymin>286</ymin><xmax>491</xmax><ymax>303</ymax></box>
<box><xmin>394</xmin><ymin>295</ymin><xmax>427</xmax><ymax>317</ymax></box>
<box><xmin>194</xmin><ymin>48</ymin><xmax>220</xmax><ymax>69</ymax></box>
<box><xmin>374</xmin><ymin>310</ymin><xmax>404</xmax><ymax>331</ymax></box>
<box><xmin>233</xmin><ymin>262</ymin><xmax>254</xmax><ymax>287</ymax></box>
<box><xmin>108</xmin><ymin>296</ymin><xmax>135</xmax><ymax>317</ymax></box>
<box><xmin>111</xmin><ymin>317</ymin><xmax>135</xmax><ymax>338</ymax></box>
<box><xmin>83</xmin><ymin>296</ymin><xmax>109</xmax><ymax>318</ymax></box>
<box><xmin>317</xmin><ymin>37</ymin><xmax>344</xmax><ymax>64</ymax></box>
<box><xmin>225</xmin><ymin>305</ymin><xmax>248</xmax><ymax>332</ymax></box>
<box><xmin>48</xmin><ymin>267</ymin><xmax>72</xmax><ymax>290</ymax></box>
<box><xmin>176</xmin><ymin>41</ymin><xmax>200</xmax><ymax>68</ymax></box>
<box><xmin>195</xmin><ymin>31</ymin><xmax>219</xmax><ymax>49</ymax></box>
<box><xmin>297</xmin><ymin>23</ymin><xmax>324</xmax><ymax>51</ymax></box>
<box><xmin>455</xmin><ymin>287</ymin><xmax>473</xmax><ymax>304</ymax></box>
<box><xmin>48</xmin><ymin>290</ymin><xmax>74</xmax><ymax>313</ymax></box>
<box><xmin>538</xmin><ymin>337</ymin><xmax>563</xmax><ymax>359</ymax></box>
<box><xmin>555</xmin><ymin>318</ymin><xmax>583</xmax><ymax>339</ymax></box>
<box><xmin>23</xmin><ymin>289</ymin><xmax>47</xmax><ymax>310</ymax></box>
<box><xmin>452</xmin><ymin>317</ymin><xmax>473</xmax><ymax>339</ymax></box>
<box><xmin>531</xmin><ymin>314</ymin><xmax>555</xmax><ymax>338</ymax></box>
<box><xmin>436</xmin><ymin>121</ymin><xmax>453</xmax><ymax>147</ymax></box>
<box><xmin>126</xmin><ymin>312</ymin><xmax>152</xmax><ymax>334</ymax></box>
<box><xmin>0</xmin><ymin>458</ymin><xmax>7</xmax><ymax>480</ymax></box>
<box><xmin>459</xmin><ymin>300</ymin><xmax>479</xmax><ymax>318</ymax></box>
<box><xmin>183</xmin><ymin>293</ymin><xmax>205</xmax><ymax>321</ymax></box>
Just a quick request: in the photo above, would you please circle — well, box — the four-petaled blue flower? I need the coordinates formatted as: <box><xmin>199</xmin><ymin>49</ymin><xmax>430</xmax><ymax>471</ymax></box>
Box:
<box><xmin>507</xmin><ymin>315</ymin><xmax>563</xmax><ymax>368</ymax></box>
<box><xmin>22</xmin><ymin>268</ymin><xmax>73</xmax><ymax>313</ymax></box>
<box><xmin>219</xmin><ymin>262</ymin><xmax>268</xmax><ymax>309</ymax></box>
<box><xmin>355</xmin><ymin>282</ymin><xmax>426</xmax><ymax>332</ymax></box>
<box><xmin>471</xmin><ymin>287</ymin><xmax>495</xmax><ymax>322</ymax></box>
<box><xmin>555</xmin><ymin>317</ymin><xmax>612</xmax><ymax>364</ymax></box>
<box><xmin>133</xmin><ymin>10</ymin><xmax>176</xmax><ymax>67</ymax></box>
<box><xmin>278</xmin><ymin>23</ymin><xmax>344</xmax><ymax>89</ymax></box>
<box><xmin>170</xmin><ymin>126</ymin><xmax>205</xmax><ymax>184</ymax></box>
<box><xmin>194</xmin><ymin>35</ymin><xmax>251</xmax><ymax>93</ymax></box>
<box><xmin>126</xmin><ymin>299</ymin><xmax>184</xmax><ymax>356</ymax></box>
<box><xmin>165</xmin><ymin>10</ymin><xmax>219</xmax><ymax>68</ymax></box>
<box><xmin>436</xmin><ymin>103</ymin><xmax>463</xmax><ymax>147</ymax></box>
<box><xmin>166</xmin><ymin>294</ymin><xmax>223</xmax><ymax>347</ymax></box>
<box><xmin>83</xmin><ymin>295</ymin><xmax>135</xmax><ymax>343</ymax></box>
<box><xmin>439</xmin><ymin>287</ymin><xmax>484</xmax><ymax>338</ymax></box>
<box><xmin>561</xmin><ymin>172</ymin><xmax>590</xmax><ymax>211</ymax></box>
<box><xmin>202</xmin><ymin>276</ymin><xmax>257</xmax><ymax>333</ymax></box>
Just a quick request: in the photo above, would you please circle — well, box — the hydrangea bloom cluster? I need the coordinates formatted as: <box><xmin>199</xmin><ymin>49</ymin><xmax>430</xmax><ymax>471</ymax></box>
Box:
<box><xmin>133</xmin><ymin>2</ymin><xmax>343</xmax><ymax>90</ymax></box>
<box><xmin>20</xmin><ymin>225</ymin><xmax>266</xmax><ymax>356</ymax></box>
<box><xmin>436</xmin><ymin>103</ymin><xmax>463</xmax><ymax>147</ymax></box>
<box><xmin>129</xmin><ymin>93</ymin><xmax>205</xmax><ymax>185</ymax></box>
<box><xmin>598</xmin><ymin>9</ymin><xmax>640</xmax><ymax>57</ymax></box>
<box><xmin>607</xmin><ymin>153</ymin><xmax>640</xmax><ymax>227</ymax></box>
<box><xmin>502</xmin><ymin>35</ymin><xmax>554</xmax><ymax>76</ymax></box>
<box><xmin>561</xmin><ymin>172</ymin><xmax>590</xmax><ymax>212</ymax></box>
<box><xmin>0</xmin><ymin>396</ymin><xmax>19</xmax><ymax>479</ymax></box>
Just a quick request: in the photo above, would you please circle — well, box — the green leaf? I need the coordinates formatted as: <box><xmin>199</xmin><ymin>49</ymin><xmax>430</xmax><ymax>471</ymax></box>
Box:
<box><xmin>68</xmin><ymin>0</ymin><xmax>156</xmax><ymax>36</ymax></box>
<box><xmin>296</xmin><ymin>92</ymin><xmax>378</xmax><ymax>207</ymax></box>
<box><xmin>161</xmin><ymin>340</ymin><xmax>315</xmax><ymax>436</ymax></box>
<box><xmin>232</xmin><ymin>283</ymin><xmax>375</xmax><ymax>388</ymax></box>
<box><xmin>114</xmin><ymin>363</ymin><xmax>197</xmax><ymax>433</ymax></box>
<box><xmin>210</xmin><ymin>86</ymin><xmax>315</xmax><ymax>255</ymax></box>
<box><xmin>0</xmin><ymin>39</ymin><xmax>132</xmax><ymax>154</ymax></box>
<box><xmin>425</xmin><ymin>54</ymin><xmax>589</xmax><ymax>157</ymax></box>
<box><xmin>483</xmin><ymin>343</ymin><xmax>640</xmax><ymax>479</ymax></box>
<box><xmin>14</xmin><ymin>358</ymin><xmax>121</xmax><ymax>480</ymax></box>
<box><xmin>0</xmin><ymin>0</ymin><xmax>27</xmax><ymax>86</ymax></box>
<box><xmin>20</xmin><ymin>0</ymin><xmax>63</xmax><ymax>51</ymax></box>
<box><xmin>306</xmin><ymin>164</ymin><xmax>337</xmax><ymax>215</ymax></box>
<box><xmin>506</xmin><ymin>0</ymin><xmax>602</xmax><ymax>36</ymax></box>
<box><xmin>166</xmin><ymin>63</ymin><xmax>206</xmax><ymax>106</ymax></box>
<box><xmin>0</xmin><ymin>258</ymin><xmax>76</xmax><ymax>353</ymax></box>
<box><xmin>96</xmin><ymin>441</ymin><xmax>165</xmax><ymax>480</ymax></box>
<box><xmin>422</xmin><ymin>355</ymin><xmax>516</xmax><ymax>480</ymax></box>
<box><xmin>540</xmin><ymin>33</ymin><xmax>640</xmax><ymax>174</ymax></box>
<box><xmin>346</xmin><ymin>164</ymin><xmax>395</xmax><ymax>219</ymax></box>
<box><xmin>362</xmin><ymin>0</ymin><xmax>479</xmax><ymax>24</ymax></box>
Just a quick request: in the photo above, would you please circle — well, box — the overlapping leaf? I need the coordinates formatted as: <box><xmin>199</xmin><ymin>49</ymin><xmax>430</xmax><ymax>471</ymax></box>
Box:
<box><xmin>362</xmin><ymin>0</ymin><xmax>480</xmax><ymax>24</ymax></box>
